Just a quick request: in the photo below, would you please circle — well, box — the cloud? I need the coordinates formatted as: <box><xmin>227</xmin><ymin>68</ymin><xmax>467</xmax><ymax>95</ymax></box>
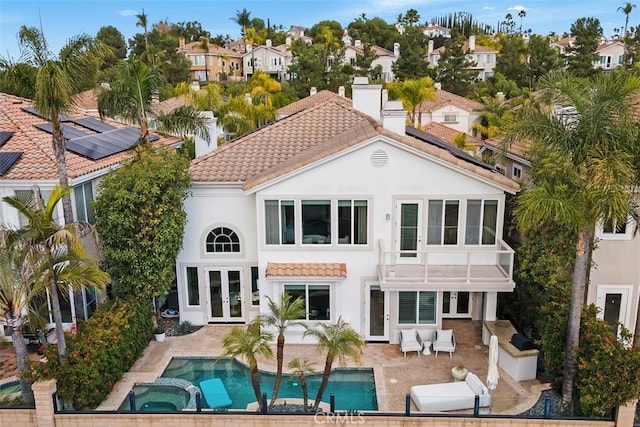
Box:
<box><xmin>508</xmin><ymin>5</ymin><xmax>527</xmax><ymax>11</ymax></box>
<box><xmin>119</xmin><ymin>10</ymin><xmax>138</xmax><ymax>16</ymax></box>
<box><xmin>482</xmin><ymin>6</ymin><xmax>495</xmax><ymax>10</ymax></box>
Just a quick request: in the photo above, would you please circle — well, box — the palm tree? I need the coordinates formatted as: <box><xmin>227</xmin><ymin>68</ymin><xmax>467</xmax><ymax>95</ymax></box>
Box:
<box><xmin>136</xmin><ymin>8</ymin><xmax>149</xmax><ymax>58</ymax></box>
<box><xmin>387</xmin><ymin>77</ymin><xmax>437</xmax><ymax>126</ymax></box>
<box><xmin>404</xmin><ymin>9</ymin><xmax>420</xmax><ymax>27</ymax></box>
<box><xmin>11</xmin><ymin>26</ymin><xmax>107</xmax><ymax>224</ymax></box>
<box><xmin>197</xmin><ymin>37</ymin><xmax>210</xmax><ymax>82</ymax></box>
<box><xmin>473</xmin><ymin>95</ymin><xmax>512</xmax><ymax>139</ymax></box>
<box><xmin>618</xmin><ymin>2</ymin><xmax>636</xmax><ymax>37</ymax></box>
<box><xmin>505</xmin><ymin>70</ymin><xmax>640</xmax><ymax>412</ymax></box>
<box><xmin>303</xmin><ymin>317</ymin><xmax>364</xmax><ymax>411</ymax></box>
<box><xmin>518</xmin><ymin>9</ymin><xmax>527</xmax><ymax>34</ymax></box>
<box><xmin>1</xmin><ymin>185</ymin><xmax>110</xmax><ymax>364</ymax></box>
<box><xmin>222</xmin><ymin>318</ymin><xmax>274</xmax><ymax>411</ymax></box>
<box><xmin>262</xmin><ymin>293</ymin><xmax>305</xmax><ymax>407</ymax></box>
<box><xmin>0</xmin><ymin>247</ymin><xmax>38</xmax><ymax>404</ymax></box>
<box><xmin>230</xmin><ymin>8</ymin><xmax>252</xmax><ymax>39</ymax></box>
<box><xmin>287</xmin><ymin>357</ymin><xmax>316</xmax><ymax>411</ymax></box>
<box><xmin>97</xmin><ymin>57</ymin><xmax>210</xmax><ymax>145</ymax></box>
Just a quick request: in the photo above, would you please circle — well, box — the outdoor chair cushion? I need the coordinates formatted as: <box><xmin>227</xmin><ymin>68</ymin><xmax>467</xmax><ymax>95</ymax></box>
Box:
<box><xmin>199</xmin><ymin>378</ymin><xmax>232</xmax><ymax>409</ymax></box>
<box><xmin>400</xmin><ymin>329</ymin><xmax>422</xmax><ymax>357</ymax></box>
<box><xmin>433</xmin><ymin>329</ymin><xmax>456</xmax><ymax>356</ymax></box>
<box><xmin>410</xmin><ymin>372</ymin><xmax>490</xmax><ymax>412</ymax></box>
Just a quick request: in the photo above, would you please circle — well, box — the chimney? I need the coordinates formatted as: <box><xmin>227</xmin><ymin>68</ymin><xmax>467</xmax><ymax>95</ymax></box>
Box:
<box><xmin>393</xmin><ymin>42</ymin><xmax>400</xmax><ymax>58</ymax></box>
<box><xmin>434</xmin><ymin>82</ymin><xmax>442</xmax><ymax>90</ymax></box>
<box><xmin>179</xmin><ymin>37</ymin><xmax>186</xmax><ymax>48</ymax></box>
<box><xmin>338</xmin><ymin>86</ymin><xmax>345</xmax><ymax>97</ymax></box>
<box><xmin>381</xmin><ymin>100</ymin><xmax>407</xmax><ymax>135</ymax></box>
<box><xmin>266</xmin><ymin>39</ymin><xmax>272</xmax><ymax>47</ymax></box>
<box><xmin>354</xmin><ymin>39</ymin><xmax>361</xmax><ymax>48</ymax></box>
<box><xmin>469</xmin><ymin>35</ymin><xmax>476</xmax><ymax>51</ymax></box>
<box><xmin>351</xmin><ymin>76</ymin><xmax>382</xmax><ymax>120</ymax></box>
<box><xmin>428</xmin><ymin>40</ymin><xmax>434</xmax><ymax>57</ymax></box>
<box><xmin>194</xmin><ymin>111</ymin><xmax>219</xmax><ymax>158</ymax></box>
<box><xmin>310</xmin><ymin>87</ymin><xmax>317</xmax><ymax>96</ymax></box>
<box><xmin>286</xmin><ymin>37</ymin><xmax>291</xmax><ymax>46</ymax></box>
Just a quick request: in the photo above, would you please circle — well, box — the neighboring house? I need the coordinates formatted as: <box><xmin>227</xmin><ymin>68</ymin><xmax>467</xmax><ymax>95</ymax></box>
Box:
<box><xmin>287</xmin><ymin>26</ymin><xmax>313</xmax><ymax>44</ymax></box>
<box><xmin>177</xmin><ymin>38</ymin><xmax>244</xmax><ymax>83</ymax></box>
<box><xmin>423</xmin><ymin>24</ymin><xmax>451</xmax><ymax>39</ymax></box>
<box><xmin>0</xmin><ymin>92</ymin><xmax>180</xmax><ymax>339</ymax></box>
<box><xmin>594</xmin><ymin>39</ymin><xmax>626</xmax><ymax>70</ymax></box>
<box><xmin>224</xmin><ymin>38</ymin><xmax>247</xmax><ymax>53</ymax></box>
<box><xmin>479</xmin><ymin>138</ymin><xmax>531</xmax><ymax>181</ymax></box>
<box><xmin>415</xmin><ymin>86</ymin><xmax>484</xmax><ymax>136</ymax></box>
<box><xmin>343</xmin><ymin>39</ymin><xmax>400</xmax><ymax>83</ymax></box>
<box><xmin>276</xmin><ymin>88</ymin><xmax>350</xmax><ymax>120</ymax></box>
<box><xmin>550</xmin><ymin>35</ymin><xmax>576</xmax><ymax>57</ymax></box>
<box><xmin>428</xmin><ymin>36</ymin><xmax>498</xmax><ymax>81</ymax></box>
<box><xmin>419</xmin><ymin>121</ymin><xmax>484</xmax><ymax>155</ymax></box>
<box><xmin>242</xmin><ymin>39</ymin><xmax>294</xmax><ymax>81</ymax></box>
<box><xmin>175</xmin><ymin>77</ymin><xmax>518</xmax><ymax>345</ymax></box>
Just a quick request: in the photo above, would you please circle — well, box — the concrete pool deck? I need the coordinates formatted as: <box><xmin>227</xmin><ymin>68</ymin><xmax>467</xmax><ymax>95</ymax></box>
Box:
<box><xmin>98</xmin><ymin>319</ymin><xmax>548</xmax><ymax>414</ymax></box>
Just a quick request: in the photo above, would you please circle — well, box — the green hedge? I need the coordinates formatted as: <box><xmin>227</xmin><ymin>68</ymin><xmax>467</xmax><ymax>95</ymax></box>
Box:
<box><xmin>33</xmin><ymin>297</ymin><xmax>153</xmax><ymax>409</ymax></box>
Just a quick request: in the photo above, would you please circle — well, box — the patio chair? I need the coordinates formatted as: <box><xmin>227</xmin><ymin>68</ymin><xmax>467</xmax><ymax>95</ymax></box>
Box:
<box><xmin>433</xmin><ymin>329</ymin><xmax>456</xmax><ymax>357</ymax></box>
<box><xmin>400</xmin><ymin>329</ymin><xmax>422</xmax><ymax>357</ymax></box>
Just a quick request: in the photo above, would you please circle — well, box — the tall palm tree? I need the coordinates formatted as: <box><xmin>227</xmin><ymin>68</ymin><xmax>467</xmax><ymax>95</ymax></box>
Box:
<box><xmin>473</xmin><ymin>95</ymin><xmax>512</xmax><ymax>139</ymax></box>
<box><xmin>1</xmin><ymin>185</ymin><xmax>110</xmax><ymax>364</ymax></box>
<box><xmin>505</xmin><ymin>70</ymin><xmax>640</xmax><ymax>412</ymax></box>
<box><xmin>222</xmin><ymin>318</ymin><xmax>273</xmax><ymax>411</ymax></box>
<box><xmin>0</xmin><ymin>247</ymin><xmax>38</xmax><ymax>404</ymax></box>
<box><xmin>13</xmin><ymin>26</ymin><xmax>107</xmax><ymax>224</ymax></box>
<box><xmin>287</xmin><ymin>357</ymin><xmax>316</xmax><ymax>411</ymax></box>
<box><xmin>97</xmin><ymin>57</ymin><xmax>210</xmax><ymax>145</ymax></box>
<box><xmin>618</xmin><ymin>2</ymin><xmax>636</xmax><ymax>37</ymax></box>
<box><xmin>303</xmin><ymin>318</ymin><xmax>364</xmax><ymax>411</ymax></box>
<box><xmin>136</xmin><ymin>8</ymin><xmax>149</xmax><ymax>58</ymax></box>
<box><xmin>230</xmin><ymin>8</ymin><xmax>252</xmax><ymax>40</ymax></box>
<box><xmin>387</xmin><ymin>77</ymin><xmax>437</xmax><ymax>126</ymax></box>
<box><xmin>262</xmin><ymin>293</ymin><xmax>305</xmax><ymax>407</ymax></box>
<box><xmin>518</xmin><ymin>9</ymin><xmax>527</xmax><ymax>34</ymax></box>
<box><xmin>197</xmin><ymin>37</ymin><xmax>210</xmax><ymax>82</ymax></box>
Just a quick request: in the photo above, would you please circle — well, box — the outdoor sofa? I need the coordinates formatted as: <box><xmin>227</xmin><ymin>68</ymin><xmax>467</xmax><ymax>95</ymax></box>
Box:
<box><xmin>410</xmin><ymin>372</ymin><xmax>491</xmax><ymax>412</ymax></box>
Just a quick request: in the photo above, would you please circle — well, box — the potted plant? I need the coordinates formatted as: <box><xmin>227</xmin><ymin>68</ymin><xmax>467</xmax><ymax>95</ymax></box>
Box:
<box><xmin>451</xmin><ymin>364</ymin><xmax>468</xmax><ymax>381</ymax></box>
<box><xmin>154</xmin><ymin>325</ymin><xmax>166</xmax><ymax>342</ymax></box>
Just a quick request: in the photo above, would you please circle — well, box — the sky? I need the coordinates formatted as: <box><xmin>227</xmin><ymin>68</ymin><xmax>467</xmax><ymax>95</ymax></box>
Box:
<box><xmin>0</xmin><ymin>0</ymin><xmax>630</xmax><ymax>60</ymax></box>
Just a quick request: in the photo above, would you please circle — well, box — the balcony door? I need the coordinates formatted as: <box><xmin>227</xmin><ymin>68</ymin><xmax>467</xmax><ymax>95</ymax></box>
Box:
<box><xmin>596</xmin><ymin>286</ymin><xmax>631</xmax><ymax>338</ymax></box>
<box><xmin>395</xmin><ymin>200</ymin><xmax>422</xmax><ymax>264</ymax></box>
<box><xmin>442</xmin><ymin>291</ymin><xmax>472</xmax><ymax>318</ymax></box>
<box><xmin>206</xmin><ymin>268</ymin><xmax>244</xmax><ymax>322</ymax></box>
<box><xmin>364</xmin><ymin>283</ymin><xmax>389</xmax><ymax>341</ymax></box>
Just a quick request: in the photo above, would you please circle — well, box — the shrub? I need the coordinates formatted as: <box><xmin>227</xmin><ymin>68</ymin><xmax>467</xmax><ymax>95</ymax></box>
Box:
<box><xmin>32</xmin><ymin>297</ymin><xmax>153</xmax><ymax>409</ymax></box>
<box><xmin>178</xmin><ymin>321</ymin><xmax>193</xmax><ymax>334</ymax></box>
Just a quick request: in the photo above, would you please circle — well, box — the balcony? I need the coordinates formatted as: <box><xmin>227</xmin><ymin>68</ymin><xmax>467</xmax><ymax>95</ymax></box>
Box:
<box><xmin>377</xmin><ymin>238</ymin><xmax>515</xmax><ymax>292</ymax></box>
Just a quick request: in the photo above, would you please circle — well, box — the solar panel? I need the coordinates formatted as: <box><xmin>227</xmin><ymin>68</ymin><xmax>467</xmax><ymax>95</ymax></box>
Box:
<box><xmin>69</xmin><ymin>117</ymin><xmax>117</xmax><ymax>133</ymax></box>
<box><xmin>0</xmin><ymin>151</ymin><xmax>23</xmax><ymax>175</ymax></box>
<box><xmin>0</xmin><ymin>131</ymin><xmax>14</xmax><ymax>147</ymax></box>
<box><xmin>33</xmin><ymin>123</ymin><xmax>89</xmax><ymax>140</ymax></box>
<box><xmin>66</xmin><ymin>127</ymin><xmax>146</xmax><ymax>160</ymax></box>
<box><xmin>21</xmin><ymin>106</ymin><xmax>71</xmax><ymax>122</ymax></box>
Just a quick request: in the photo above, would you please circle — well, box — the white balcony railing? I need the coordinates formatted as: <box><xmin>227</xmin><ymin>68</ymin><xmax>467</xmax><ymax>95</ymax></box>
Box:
<box><xmin>377</xmin><ymin>238</ymin><xmax>515</xmax><ymax>291</ymax></box>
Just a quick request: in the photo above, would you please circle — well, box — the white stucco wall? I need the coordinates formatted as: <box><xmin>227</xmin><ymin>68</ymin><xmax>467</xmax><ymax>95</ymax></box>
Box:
<box><xmin>421</xmin><ymin>105</ymin><xmax>481</xmax><ymax>135</ymax></box>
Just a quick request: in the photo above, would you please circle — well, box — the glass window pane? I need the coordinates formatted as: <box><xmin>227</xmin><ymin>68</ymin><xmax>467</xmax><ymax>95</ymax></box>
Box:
<box><xmin>443</xmin><ymin>201</ymin><xmax>459</xmax><ymax>245</ymax></box>
<box><xmin>284</xmin><ymin>285</ymin><xmax>307</xmax><ymax>319</ymax></box>
<box><xmin>427</xmin><ymin>200</ymin><xmax>442</xmax><ymax>245</ymax></box>
<box><xmin>354</xmin><ymin>200</ymin><xmax>368</xmax><ymax>244</ymax></box>
<box><xmin>338</xmin><ymin>200</ymin><xmax>352</xmax><ymax>244</ymax></box>
<box><xmin>186</xmin><ymin>267</ymin><xmax>200</xmax><ymax>305</ymax></box>
<box><xmin>309</xmin><ymin>285</ymin><xmax>330</xmax><ymax>320</ymax></box>
<box><xmin>251</xmin><ymin>267</ymin><xmax>259</xmax><ymax>306</ymax></box>
<box><xmin>302</xmin><ymin>200</ymin><xmax>331</xmax><ymax>244</ymax></box>
<box><xmin>398</xmin><ymin>292</ymin><xmax>417</xmax><ymax>324</ymax></box>
<box><xmin>417</xmin><ymin>292</ymin><xmax>436</xmax><ymax>324</ymax></box>
<box><xmin>465</xmin><ymin>200</ymin><xmax>481</xmax><ymax>244</ymax></box>
<box><xmin>84</xmin><ymin>183</ymin><xmax>95</xmax><ymax>224</ymax></box>
<box><xmin>74</xmin><ymin>186</ymin><xmax>86</xmax><ymax>223</ymax></box>
<box><xmin>400</xmin><ymin>203</ymin><xmax>419</xmax><ymax>252</ymax></box>
<box><xmin>482</xmin><ymin>200</ymin><xmax>498</xmax><ymax>244</ymax></box>
<box><xmin>265</xmin><ymin>200</ymin><xmax>279</xmax><ymax>244</ymax></box>
<box><xmin>281</xmin><ymin>200</ymin><xmax>295</xmax><ymax>244</ymax></box>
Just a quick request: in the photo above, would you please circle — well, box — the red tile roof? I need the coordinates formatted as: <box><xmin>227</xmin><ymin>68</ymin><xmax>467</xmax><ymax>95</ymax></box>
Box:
<box><xmin>0</xmin><ymin>92</ymin><xmax>179</xmax><ymax>180</ymax></box>
<box><xmin>417</xmin><ymin>90</ymin><xmax>484</xmax><ymax>113</ymax></box>
<box><xmin>266</xmin><ymin>262</ymin><xmax>347</xmax><ymax>278</ymax></box>
<box><xmin>422</xmin><ymin>122</ymin><xmax>483</xmax><ymax>148</ymax></box>
<box><xmin>277</xmin><ymin>90</ymin><xmax>351</xmax><ymax>116</ymax></box>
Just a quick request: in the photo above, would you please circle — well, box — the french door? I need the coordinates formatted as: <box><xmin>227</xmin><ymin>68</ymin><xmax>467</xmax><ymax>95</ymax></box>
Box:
<box><xmin>396</xmin><ymin>200</ymin><xmax>423</xmax><ymax>264</ymax></box>
<box><xmin>207</xmin><ymin>268</ymin><xmax>244</xmax><ymax>322</ymax></box>
<box><xmin>442</xmin><ymin>291</ymin><xmax>472</xmax><ymax>318</ymax></box>
<box><xmin>364</xmin><ymin>284</ymin><xmax>389</xmax><ymax>341</ymax></box>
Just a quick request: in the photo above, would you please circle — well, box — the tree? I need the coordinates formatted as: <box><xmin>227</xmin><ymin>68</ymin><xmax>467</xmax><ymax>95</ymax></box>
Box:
<box><xmin>618</xmin><ymin>2</ymin><xmax>636</xmax><ymax>37</ymax></box>
<box><xmin>197</xmin><ymin>37</ymin><xmax>211</xmax><ymax>81</ymax></box>
<box><xmin>95</xmin><ymin>26</ymin><xmax>126</xmax><ymax>69</ymax></box>
<box><xmin>222</xmin><ymin>319</ymin><xmax>273</xmax><ymax>411</ymax></box>
<box><xmin>231</xmin><ymin>8</ymin><xmax>252</xmax><ymax>38</ymax></box>
<box><xmin>387</xmin><ymin>77</ymin><xmax>436</xmax><ymax>126</ymax></box>
<box><xmin>392</xmin><ymin>25</ymin><xmax>429</xmax><ymax>80</ymax></box>
<box><xmin>472</xmin><ymin>94</ymin><xmax>512</xmax><ymax>139</ymax></box>
<box><xmin>1</xmin><ymin>185</ymin><xmax>109</xmax><ymax>365</ymax></box>
<box><xmin>0</xmin><ymin>61</ymin><xmax>37</xmax><ymax>99</ymax></box>
<box><xmin>136</xmin><ymin>8</ymin><xmax>149</xmax><ymax>58</ymax></box>
<box><xmin>518</xmin><ymin>9</ymin><xmax>527</xmax><ymax>34</ymax></box>
<box><xmin>262</xmin><ymin>293</ymin><xmax>305</xmax><ymax>407</ymax></box>
<box><xmin>303</xmin><ymin>318</ymin><xmax>364</xmax><ymax>411</ymax></box>
<box><xmin>287</xmin><ymin>358</ymin><xmax>316</xmax><ymax>411</ymax></box>
<box><xmin>97</xmin><ymin>57</ymin><xmax>210</xmax><ymax>144</ymax></box>
<box><xmin>525</xmin><ymin>35</ymin><xmax>564</xmax><ymax>88</ymax></box>
<box><xmin>565</xmin><ymin>17</ymin><xmax>603</xmax><ymax>78</ymax></box>
<box><xmin>431</xmin><ymin>35</ymin><xmax>477</xmax><ymax>96</ymax></box>
<box><xmin>346</xmin><ymin>17</ymin><xmax>398</xmax><ymax>50</ymax></box>
<box><xmin>309</xmin><ymin>20</ymin><xmax>343</xmax><ymax>45</ymax></box>
<box><xmin>10</xmin><ymin>26</ymin><xmax>107</xmax><ymax>224</ymax></box>
<box><xmin>495</xmin><ymin>34</ymin><xmax>528</xmax><ymax>87</ymax></box>
<box><xmin>93</xmin><ymin>146</ymin><xmax>191</xmax><ymax>299</ymax></box>
<box><xmin>403</xmin><ymin>9</ymin><xmax>421</xmax><ymax>27</ymax></box>
<box><xmin>505</xmin><ymin>71</ymin><xmax>640</xmax><ymax>412</ymax></box>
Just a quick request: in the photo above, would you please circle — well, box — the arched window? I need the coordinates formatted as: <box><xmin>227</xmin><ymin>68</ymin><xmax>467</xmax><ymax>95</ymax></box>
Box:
<box><xmin>206</xmin><ymin>227</ymin><xmax>240</xmax><ymax>253</ymax></box>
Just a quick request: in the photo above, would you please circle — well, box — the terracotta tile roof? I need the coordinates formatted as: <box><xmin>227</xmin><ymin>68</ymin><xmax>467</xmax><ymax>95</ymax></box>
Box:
<box><xmin>265</xmin><ymin>262</ymin><xmax>347</xmax><ymax>278</ymax></box>
<box><xmin>276</xmin><ymin>90</ymin><xmax>351</xmax><ymax>116</ymax></box>
<box><xmin>178</xmin><ymin>42</ymin><xmax>242</xmax><ymax>57</ymax></box>
<box><xmin>72</xmin><ymin>89</ymin><xmax>99</xmax><ymax>113</ymax></box>
<box><xmin>432</xmin><ymin>42</ymin><xmax>498</xmax><ymax>55</ymax></box>
<box><xmin>0</xmin><ymin>92</ymin><xmax>179</xmax><ymax>180</ymax></box>
<box><xmin>483</xmin><ymin>137</ymin><xmax>531</xmax><ymax>162</ymax></box>
<box><xmin>190</xmin><ymin>96</ymin><xmax>519</xmax><ymax>193</ymax></box>
<box><xmin>421</xmin><ymin>122</ymin><xmax>483</xmax><ymax>148</ymax></box>
<box><xmin>417</xmin><ymin>90</ymin><xmax>484</xmax><ymax>113</ymax></box>
<box><xmin>155</xmin><ymin>95</ymin><xmax>189</xmax><ymax>115</ymax></box>
<box><xmin>349</xmin><ymin>44</ymin><xmax>395</xmax><ymax>57</ymax></box>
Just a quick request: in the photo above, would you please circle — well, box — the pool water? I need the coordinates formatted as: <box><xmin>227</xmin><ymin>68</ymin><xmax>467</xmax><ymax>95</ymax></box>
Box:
<box><xmin>161</xmin><ymin>357</ymin><xmax>377</xmax><ymax>411</ymax></box>
<box><xmin>0</xmin><ymin>380</ymin><xmax>21</xmax><ymax>401</ymax></box>
<box><xmin>118</xmin><ymin>385</ymin><xmax>189</xmax><ymax>412</ymax></box>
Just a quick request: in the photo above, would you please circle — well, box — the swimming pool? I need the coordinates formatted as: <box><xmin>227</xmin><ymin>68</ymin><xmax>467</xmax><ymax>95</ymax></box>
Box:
<box><xmin>118</xmin><ymin>385</ymin><xmax>190</xmax><ymax>412</ymax></box>
<box><xmin>0</xmin><ymin>380</ymin><xmax>21</xmax><ymax>403</ymax></box>
<box><xmin>158</xmin><ymin>357</ymin><xmax>378</xmax><ymax>411</ymax></box>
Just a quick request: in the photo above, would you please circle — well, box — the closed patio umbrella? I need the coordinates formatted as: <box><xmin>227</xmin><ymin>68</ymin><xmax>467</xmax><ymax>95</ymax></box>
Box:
<box><xmin>486</xmin><ymin>334</ymin><xmax>500</xmax><ymax>413</ymax></box>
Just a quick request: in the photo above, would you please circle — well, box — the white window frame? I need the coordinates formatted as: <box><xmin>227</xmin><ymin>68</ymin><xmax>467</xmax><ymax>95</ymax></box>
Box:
<box><xmin>427</xmin><ymin>199</ymin><xmax>459</xmax><ymax>246</ymax></box>
<box><xmin>398</xmin><ymin>291</ymin><xmax>437</xmax><ymax>325</ymax></box>
<box><xmin>512</xmin><ymin>164</ymin><xmax>522</xmax><ymax>179</ymax></box>
<box><xmin>185</xmin><ymin>266</ymin><xmax>200</xmax><ymax>307</ymax></box>
<box><xmin>443</xmin><ymin>114</ymin><xmax>457</xmax><ymax>123</ymax></box>
<box><xmin>596</xmin><ymin>217</ymin><xmax>634</xmax><ymax>240</ymax></box>
<box><xmin>282</xmin><ymin>283</ymin><xmax>332</xmax><ymax>322</ymax></box>
<box><xmin>464</xmin><ymin>199</ymin><xmax>498</xmax><ymax>245</ymax></box>
<box><xmin>495</xmin><ymin>164</ymin><xmax>505</xmax><ymax>175</ymax></box>
<box><xmin>74</xmin><ymin>181</ymin><xmax>95</xmax><ymax>224</ymax></box>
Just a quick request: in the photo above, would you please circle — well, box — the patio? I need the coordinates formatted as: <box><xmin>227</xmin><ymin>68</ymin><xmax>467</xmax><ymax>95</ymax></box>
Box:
<box><xmin>95</xmin><ymin>319</ymin><xmax>546</xmax><ymax>414</ymax></box>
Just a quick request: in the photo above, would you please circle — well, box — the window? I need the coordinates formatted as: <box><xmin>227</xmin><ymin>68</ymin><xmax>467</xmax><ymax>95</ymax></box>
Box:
<box><xmin>284</xmin><ymin>284</ymin><xmax>330</xmax><ymax>320</ymax></box>
<box><xmin>195</xmin><ymin>70</ymin><xmax>207</xmax><ymax>81</ymax></box>
<box><xmin>206</xmin><ymin>227</ymin><xmax>240</xmax><ymax>253</ymax></box>
<box><xmin>74</xmin><ymin>181</ymin><xmax>95</xmax><ymax>224</ymax></box>
<box><xmin>251</xmin><ymin>267</ymin><xmax>259</xmax><ymax>306</ymax></box>
<box><xmin>327</xmin><ymin>57</ymin><xmax>334</xmax><ymax>67</ymax></box>
<box><xmin>302</xmin><ymin>200</ymin><xmax>331</xmax><ymax>244</ymax></box>
<box><xmin>427</xmin><ymin>200</ymin><xmax>459</xmax><ymax>245</ymax></box>
<box><xmin>495</xmin><ymin>164</ymin><xmax>505</xmax><ymax>175</ymax></box>
<box><xmin>600</xmin><ymin>217</ymin><xmax>631</xmax><ymax>239</ymax></box>
<box><xmin>618</xmin><ymin>55</ymin><xmax>624</xmax><ymax>65</ymax></box>
<box><xmin>512</xmin><ymin>165</ymin><xmax>522</xmax><ymax>179</ymax></box>
<box><xmin>265</xmin><ymin>200</ymin><xmax>295</xmax><ymax>245</ymax></box>
<box><xmin>443</xmin><ymin>114</ymin><xmax>457</xmax><ymax>123</ymax></box>
<box><xmin>338</xmin><ymin>200</ymin><xmax>368</xmax><ymax>245</ymax></box>
<box><xmin>191</xmin><ymin>55</ymin><xmax>205</xmax><ymax>65</ymax></box>
<box><xmin>15</xmin><ymin>189</ymin><xmax>53</xmax><ymax>228</ymax></box>
<box><xmin>465</xmin><ymin>199</ymin><xmax>498</xmax><ymax>245</ymax></box>
<box><xmin>186</xmin><ymin>267</ymin><xmax>200</xmax><ymax>306</ymax></box>
<box><xmin>398</xmin><ymin>291</ymin><xmax>436</xmax><ymax>324</ymax></box>
<box><xmin>350</xmin><ymin>57</ymin><xmax>356</xmax><ymax>66</ymax></box>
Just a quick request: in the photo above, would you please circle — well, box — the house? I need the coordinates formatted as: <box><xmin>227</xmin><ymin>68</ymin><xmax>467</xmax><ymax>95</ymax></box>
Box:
<box><xmin>175</xmin><ymin>77</ymin><xmax>518</xmax><ymax>345</ymax></box>
<box><xmin>224</xmin><ymin>38</ymin><xmax>247</xmax><ymax>53</ymax></box>
<box><xmin>177</xmin><ymin>38</ymin><xmax>244</xmax><ymax>83</ymax></box>
<box><xmin>594</xmin><ymin>39</ymin><xmax>626</xmax><ymax>70</ymax></box>
<box><xmin>415</xmin><ymin>85</ymin><xmax>484</xmax><ymax>136</ymax></box>
<box><xmin>242</xmin><ymin>39</ymin><xmax>294</xmax><ymax>81</ymax></box>
<box><xmin>418</xmin><ymin>121</ymin><xmax>484</xmax><ymax>155</ymax></box>
<box><xmin>287</xmin><ymin>26</ymin><xmax>313</xmax><ymax>44</ymax></box>
<box><xmin>343</xmin><ymin>39</ymin><xmax>400</xmax><ymax>83</ymax></box>
<box><xmin>428</xmin><ymin>36</ymin><xmax>498</xmax><ymax>81</ymax></box>
<box><xmin>0</xmin><ymin>92</ymin><xmax>180</xmax><ymax>339</ymax></box>
<box><xmin>479</xmin><ymin>138</ymin><xmax>531</xmax><ymax>181</ymax></box>
<box><xmin>423</xmin><ymin>24</ymin><xmax>451</xmax><ymax>39</ymax></box>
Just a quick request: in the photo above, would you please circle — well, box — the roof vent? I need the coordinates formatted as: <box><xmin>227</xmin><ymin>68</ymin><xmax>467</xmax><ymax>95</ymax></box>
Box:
<box><xmin>370</xmin><ymin>149</ymin><xmax>388</xmax><ymax>168</ymax></box>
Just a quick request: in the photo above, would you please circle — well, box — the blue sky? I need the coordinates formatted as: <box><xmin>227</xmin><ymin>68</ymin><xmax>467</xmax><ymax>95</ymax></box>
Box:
<box><xmin>0</xmin><ymin>0</ymin><xmax>629</xmax><ymax>59</ymax></box>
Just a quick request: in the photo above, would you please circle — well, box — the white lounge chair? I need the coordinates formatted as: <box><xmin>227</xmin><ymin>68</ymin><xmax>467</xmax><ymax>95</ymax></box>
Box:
<box><xmin>410</xmin><ymin>372</ymin><xmax>490</xmax><ymax>412</ymax></box>
<box><xmin>433</xmin><ymin>329</ymin><xmax>456</xmax><ymax>357</ymax></box>
<box><xmin>400</xmin><ymin>329</ymin><xmax>422</xmax><ymax>357</ymax></box>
